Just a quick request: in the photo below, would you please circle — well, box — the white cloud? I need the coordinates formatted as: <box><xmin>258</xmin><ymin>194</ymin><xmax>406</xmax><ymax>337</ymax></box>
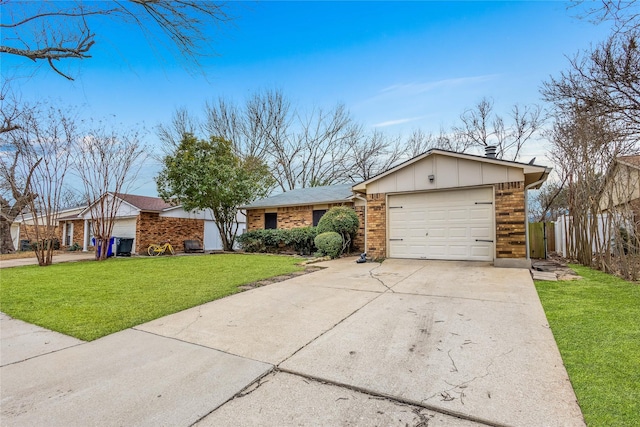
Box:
<box><xmin>372</xmin><ymin>116</ymin><xmax>423</xmax><ymax>128</ymax></box>
<box><xmin>379</xmin><ymin>74</ymin><xmax>500</xmax><ymax>96</ymax></box>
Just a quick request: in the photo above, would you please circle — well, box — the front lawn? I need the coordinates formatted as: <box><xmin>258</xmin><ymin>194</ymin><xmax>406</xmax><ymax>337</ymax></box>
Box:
<box><xmin>0</xmin><ymin>254</ymin><xmax>303</xmax><ymax>341</ymax></box>
<box><xmin>535</xmin><ymin>265</ymin><xmax>640</xmax><ymax>427</ymax></box>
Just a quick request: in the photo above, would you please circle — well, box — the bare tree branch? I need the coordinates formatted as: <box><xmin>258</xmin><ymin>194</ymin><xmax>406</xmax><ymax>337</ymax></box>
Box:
<box><xmin>1</xmin><ymin>1</ymin><xmax>231</xmax><ymax>80</ymax></box>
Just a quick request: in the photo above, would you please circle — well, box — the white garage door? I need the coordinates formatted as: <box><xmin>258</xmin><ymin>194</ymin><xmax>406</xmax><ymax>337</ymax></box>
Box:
<box><xmin>388</xmin><ymin>187</ymin><xmax>494</xmax><ymax>261</ymax></box>
<box><xmin>204</xmin><ymin>221</ymin><xmax>222</xmax><ymax>251</ymax></box>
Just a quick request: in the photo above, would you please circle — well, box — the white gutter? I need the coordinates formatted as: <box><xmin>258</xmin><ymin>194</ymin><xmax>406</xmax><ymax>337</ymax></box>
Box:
<box><xmin>352</xmin><ymin>193</ymin><xmax>367</xmax><ymax>253</ymax></box>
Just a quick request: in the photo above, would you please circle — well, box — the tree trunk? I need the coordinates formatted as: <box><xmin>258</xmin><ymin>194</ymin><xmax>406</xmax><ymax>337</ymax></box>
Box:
<box><xmin>0</xmin><ymin>218</ymin><xmax>16</xmax><ymax>254</ymax></box>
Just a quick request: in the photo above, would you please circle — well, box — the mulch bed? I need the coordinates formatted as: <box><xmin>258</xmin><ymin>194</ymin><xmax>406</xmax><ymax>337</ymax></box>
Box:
<box><xmin>237</xmin><ymin>265</ymin><xmax>325</xmax><ymax>291</ymax></box>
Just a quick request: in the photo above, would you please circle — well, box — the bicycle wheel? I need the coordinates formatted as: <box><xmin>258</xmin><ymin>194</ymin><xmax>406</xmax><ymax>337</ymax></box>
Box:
<box><xmin>148</xmin><ymin>245</ymin><xmax>160</xmax><ymax>256</ymax></box>
<box><xmin>167</xmin><ymin>244</ymin><xmax>175</xmax><ymax>255</ymax></box>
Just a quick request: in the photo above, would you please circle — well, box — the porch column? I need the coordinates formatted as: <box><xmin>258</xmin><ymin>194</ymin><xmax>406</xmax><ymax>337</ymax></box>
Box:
<box><xmin>83</xmin><ymin>219</ymin><xmax>89</xmax><ymax>252</ymax></box>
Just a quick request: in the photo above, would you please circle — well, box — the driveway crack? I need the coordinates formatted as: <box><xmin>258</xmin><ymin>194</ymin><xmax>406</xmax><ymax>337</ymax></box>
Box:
<box><xmin>423</xmin><ymin>348</ymin><xmax>514</xmax><ymax>405</ymax></box>
<box><xmin>368</xmin><ymin>262</ymin><xmax>395</xmax><ymax>293</ymax></box>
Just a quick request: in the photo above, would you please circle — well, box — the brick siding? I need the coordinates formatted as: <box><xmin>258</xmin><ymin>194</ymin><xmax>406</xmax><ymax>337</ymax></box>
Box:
<box><xmin>353</xmin><ymin>205</ymin><xmax>365</xmax><ymax>252</ymax></box>
<box><xmin>19</xmin><ymin>224</ymin><xmax>61</xmax><ymax>245</ymax></box>
<box><xmin>60</xmin><ymin>219</ymin><xmax>85</xmax><ymax>247</ymax></box>
<box><xmin>245</xmin><ymin>202</ymin><xmax>364</xmax><ymax>252</ymax></box>
<box><xmin>247</xmin><ymin>209</ymin><xmax>265</xmax><ymax>231</ymax></box>
<box><xmin>365</xmin><ymin>193</ymin><xmax>386</xmax><ymax>259</ymax></box>
<box><xmin>494</xmin><ymin>182</ymin><xmax>527</xmax><ymax>259</ymax></box>
<box><xmin>136</xmin><ymin>212</ymin><xmax>204</xmax><ymax>254</ymax></box>
<box><xmin>277</xmin><ymin>205</ymin><xmax>314</xmax><ymax>228</ymax></box>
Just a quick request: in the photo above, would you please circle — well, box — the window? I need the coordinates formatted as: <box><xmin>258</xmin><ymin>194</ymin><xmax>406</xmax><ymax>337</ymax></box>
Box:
<box><xmin>312</xmin><ymin>209</ymin><xmax>327</xmax><ymax>227</ymax></box>
<box><xmin>265</xmin><ymin>212</ymin><xmax>277</xmax><ymax>229</ymax></box>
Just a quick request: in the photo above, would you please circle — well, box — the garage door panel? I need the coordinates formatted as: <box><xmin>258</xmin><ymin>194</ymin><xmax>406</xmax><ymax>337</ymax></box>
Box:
<box><xmin>428</xmin><ymin>228</ymin><xmax>446</xmax><ymax>238</ymax></box>
<box><xmin>388</xmin><ymin>187</ymin><xmax>494</xmax><ymax>261</ymax></box>
<box><xmin>448</xmin><ymin>209</ymin><xmax>469</xmax><ymax>220</ymax></box>
<box><xmin>448</xmin><ymin>245</ymin><xmax>470</xmax><ymax>256</ymax></box>
<box><xmin>448</xmin><ymin>227</ymin><xmax>468</xmax><ymax>238</ymax></box>
<box><xmin>470</xmin><ymin>207</ymin><xmax>491</xmax><ymax>219</ymax></box>
<box><xmin>471</xmin><ymin>245</ymin><xmax>492</xmax><ymax>257</ymax></box>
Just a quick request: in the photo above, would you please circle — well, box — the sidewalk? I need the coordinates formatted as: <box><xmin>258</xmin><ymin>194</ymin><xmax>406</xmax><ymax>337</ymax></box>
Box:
<box><xmin>0</xmin><ymin>252</ymin><xmax>96</xmax><ymax>269</ymax></box>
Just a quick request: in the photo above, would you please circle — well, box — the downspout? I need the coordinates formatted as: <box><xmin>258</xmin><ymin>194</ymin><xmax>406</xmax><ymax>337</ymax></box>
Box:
<box><xmin>352</xmin><ymin>193</ymin><xmax>367</xmax><ymax>253</ymax></box>
<box><xmin>525</xmin><ymin>170</ymin><xmax>551</xmax><ymax>263</ymax></box>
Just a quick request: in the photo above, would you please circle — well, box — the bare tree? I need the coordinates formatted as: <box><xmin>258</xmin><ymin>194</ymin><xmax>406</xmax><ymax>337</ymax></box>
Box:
<box><xmin>529</xmin><ymin>178</ymin><xmax>569</xmax><ymax>222</ymax></box>
<box><xmin>547</xmin><ymin>104</ymin><xmax>638</xmax><ymax>276</ymax></box>
<box><xmin>573</xmin><ymin>0</ymin><xmax>640</xmax><ymax>35</ymax></box>
<box><xmin>202</xmin><ymin>89</ymin><xmax>361</xmax><ymax>191</ymax></box>
<box><xmin>404</xmin><ymin>127</ymin><xmax>474</xmax><ymax>157</ymax></box>
<box><xmin>205</xmin><ymin>91</ymin><xmax>291</xmax><ymax>161</ymax></box>
<box><xmin>156</xmin><ymin>107</ymin><xmax>200</xmax><ymax>155</ymax></box>
<box><xmin>0</xmin><ymin>103</ymin><xmax>77</xmax><ymax>263</ymax></box>
<box><xmin>453</xmin><ymin>97</ymin><xmax>544</xmax><ymax>160</ymax></box>
<box><xmin>74</xmin><ymin>125</ymin><xmax>146</xmax><ymax>260</ymax></box>
<box><xmin>289</xmin><ymin>104</ymin><xmax>359</xmax><ymax>189</ymax></box>
<box><xmin>0</xmin><ymin>0</ymin><xmax>231</xmax><ymax>80</ymax></box>
<box><xmin>542</xmin><ymin>32</ymin><xmax>640</xmax><ymax>138</ymax></box>
<box><xmin>348</xmin><ymin>129</ymin><xmax>403</xmax><ymax>181</ymax></box>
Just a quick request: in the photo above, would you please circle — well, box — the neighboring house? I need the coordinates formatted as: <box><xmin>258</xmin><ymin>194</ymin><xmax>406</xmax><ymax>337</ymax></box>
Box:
<box><xmin>78</xmin><ymin>193</ymin><xmax>246</xmax><ymax>254</ymax></box>
<box><xmin>245</xmin><ymin>149</ymin><xmax>550</xmax><ymax>267</ymax></box>
<box><xmin>11</xmin><ymin>205</ymin><xmax>87</xmax><ymax>251</ymax></box>
<box><xmin>599</xmin><ymin>155</ymin><xmax>640</xmax><ymax>221</ymax></box>
<box><xmin>242</xmin><ymin>184</ymin><xmax>365</xmax><ymax>250</ymax></box>
<box><xmin>555</xmin><ymin>155</ymin><xmax>639</xmax><ymax>258</ymax></box>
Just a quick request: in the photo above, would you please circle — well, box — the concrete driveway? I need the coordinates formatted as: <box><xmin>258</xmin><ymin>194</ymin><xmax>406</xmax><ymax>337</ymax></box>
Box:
<box><xmin>1</xmin><ymin>258</ymin><xmax>584</xmax><ymax>426</ymax></box>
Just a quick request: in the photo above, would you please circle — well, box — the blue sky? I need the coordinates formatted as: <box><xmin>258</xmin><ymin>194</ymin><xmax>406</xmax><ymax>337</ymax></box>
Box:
<box><xmin>2</xmin><ymin>1</ymin><xmax>611</xmax><ymax>196</ymax></box>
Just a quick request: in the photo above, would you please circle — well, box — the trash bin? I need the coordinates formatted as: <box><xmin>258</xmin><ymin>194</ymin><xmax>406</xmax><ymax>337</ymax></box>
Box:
<box><xmin>92</xmin><ymin>237</ymin><xmax>115</xmax><ymax>257</ymax></box>
<box><xmin>20</xmin><ymin>239</ymin><xmax>31</xmax><ymax>251</ymax></box>
<box><xmin>116</xmin><ymin>238</ymin><xmax>134</xmax><ymax>257</ymax></box>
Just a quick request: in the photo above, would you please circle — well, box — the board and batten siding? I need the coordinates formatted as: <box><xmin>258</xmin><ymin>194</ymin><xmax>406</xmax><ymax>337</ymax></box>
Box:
<box><xmin>366</xmin><ymin>154</ymin><xmax>524</xmax><ymax>194</ymax></box>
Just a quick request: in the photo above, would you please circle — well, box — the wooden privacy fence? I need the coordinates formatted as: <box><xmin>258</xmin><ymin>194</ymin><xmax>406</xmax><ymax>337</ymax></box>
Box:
<box><xmin>528</xmin><ymin>222</ymin><xmax>556</xmax><ymax>259</ymax></box>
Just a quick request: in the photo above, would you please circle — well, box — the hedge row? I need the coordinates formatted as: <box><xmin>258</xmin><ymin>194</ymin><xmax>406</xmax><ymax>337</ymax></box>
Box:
<box><xmin>238</xmin><ymin>206</ymin><xmax>361</xmax><ymax>258</ymax></box>
<box><xmin>237</xmin><ymin>227</ymin><xmax>318</xmax><ymax>255</ymax></box>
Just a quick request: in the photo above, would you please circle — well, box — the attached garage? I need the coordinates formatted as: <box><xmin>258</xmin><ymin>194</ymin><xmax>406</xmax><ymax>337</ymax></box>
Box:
<box><xmin>388</xmin><ymin>187</ymin><xmax>494</xmax><ymax>261</ymax></box>
<box><xmin>353</xmin><ymin>149</ymin><xmax>551</xmax><ymax>268</ymax></box>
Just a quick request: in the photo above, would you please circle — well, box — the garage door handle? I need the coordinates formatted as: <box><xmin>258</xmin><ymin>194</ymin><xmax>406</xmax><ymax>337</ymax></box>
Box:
<box><xmin>389</xmin><ymin>238</ymin><xmax>404</xmax><ymax>241</ymax></box>
<box><xmin>475</xmin><ymin>239</ymin><xmax>494</xmax><ymax>242</ymax></box>
<box><xmin>475</xmin><ymin>202</ymin><xmax>493</xmax><ymax>205</ymax></box>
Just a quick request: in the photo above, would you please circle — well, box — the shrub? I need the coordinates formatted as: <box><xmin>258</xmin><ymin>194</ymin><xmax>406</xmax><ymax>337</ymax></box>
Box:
<box><xmin>30</xmin><ymin>238</ymin><xmax>60</xmax><ymax>251</ymax></box>
<box><xmin>316</xmin><ymin>206</ymin><xmax>359</xmax><ymax>252</ymax></box>
<box><xmin>238</xmin><ymin>227</ymin><xmax>318</xmax><ymax>255</ymax></box>
<box><xmin>236</xmin><ymin>232</ymin><xmax>266</xmax><ymax>253</ymax></box>
<box><xmin>284</xmin><ymin>227</ymin><xmax>318</xmax><ymax>255</ymax></box>
<box><xmin>237</xmin><ymin>230</ymin><xmax>279</xmax><ymax>252</ymax></box>
<box><xmin>314</xmin><ymin>231</ymin><xmax>343</xmax><ymax>259</ymax></box>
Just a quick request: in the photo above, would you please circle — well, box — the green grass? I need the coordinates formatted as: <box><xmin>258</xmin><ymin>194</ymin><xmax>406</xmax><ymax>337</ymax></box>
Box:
<box><xmin>535</xmin><ymin>265</ymin><xmax>640</xmax><ymax>427</ymax></box>
<box><xmin>0</xmin><ymin>254</ymin><xmax>303</xmax><ymax>341</ymax></box>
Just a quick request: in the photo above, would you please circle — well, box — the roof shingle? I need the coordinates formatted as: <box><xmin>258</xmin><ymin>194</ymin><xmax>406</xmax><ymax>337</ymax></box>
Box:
<box><xmin>242</xmin><ymin>184</ymin><xmax>354</xmax><ymax>209</ymax></box>
<box><xmin>114</xmin><ymin>193</ymin><xmax>174</xmax><ymax>212</ymax></box>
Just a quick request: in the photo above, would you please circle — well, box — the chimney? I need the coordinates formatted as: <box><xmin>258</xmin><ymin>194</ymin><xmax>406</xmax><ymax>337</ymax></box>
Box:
<box><xmin>485</xmin><ymin>145</ymin><xmax>497</xmax><ymax>158</ymax></box>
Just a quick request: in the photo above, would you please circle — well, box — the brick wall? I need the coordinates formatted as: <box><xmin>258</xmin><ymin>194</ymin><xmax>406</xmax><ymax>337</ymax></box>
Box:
<box><xmin>353</xmin><ymin>205</ymin><xmax>365</xmax><ymax>252</ymax></box>
<box><xmin>494</xmin><ymin>181</ymin><xmax>527</xmax><ymax>259</ymax></box>
<box><xmin>366</xmin><ymin>193</ymin><xmax>387</xmax><ymax>259</ymax></box>
<box><xmin>136</xmin><ymin>212</ymin><xmax>204</xmax><ymax>254</ymax></box>
<box><xmin>60</xmin><ymin>219</ymin><xmax>85</xmax><ymax>247</ymax></box>
<box><xmin>19</xmin><ymin>224</ymin><xmax>61</xmax><ymax>244</ymax></box>
<box><xmin>277</xmin><ymin>205</ymin><xmax>314</xmax><ymax>228</ymax></box>
<box><xmin>245</xmin><ymin>203</ymin><xmax>364</xmax><ymax>251</ymax></box>
<box><xmin>247</xmin><ymin>209</ymin><xmax>265</xmax><ymax>231</ymax></box>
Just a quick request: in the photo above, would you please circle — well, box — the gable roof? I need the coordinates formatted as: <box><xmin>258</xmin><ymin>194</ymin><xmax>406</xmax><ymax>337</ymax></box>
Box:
<box><xmin>113</xmin><ymin>193</ymin><xmax>174</xmax><ymax>212</ymax></box>
<box><xmin>617</xmin><ymin>155</ymin><xmax>640</xmax><ymax>169</ymax></box>
<box><xmin>241</xmin><ymin>184</ymin><xmax>354</xmax><ymax>209</ymax></box>
<box><xmin>352</xmin><ymin>148</ymin><xmax>551</xmax><ymax>191</ymax></box>
<box><xmin>79</xmin><ymin>192</ymin><xmax>176</xmax><ymax>217</ymax></box>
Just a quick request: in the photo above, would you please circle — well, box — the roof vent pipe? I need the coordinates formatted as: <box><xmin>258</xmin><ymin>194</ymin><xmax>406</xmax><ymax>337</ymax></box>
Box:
<box><xmin>485</xmin><ymin>145</ymin><xmax>497</xmax><ymax>158</ymax></box>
